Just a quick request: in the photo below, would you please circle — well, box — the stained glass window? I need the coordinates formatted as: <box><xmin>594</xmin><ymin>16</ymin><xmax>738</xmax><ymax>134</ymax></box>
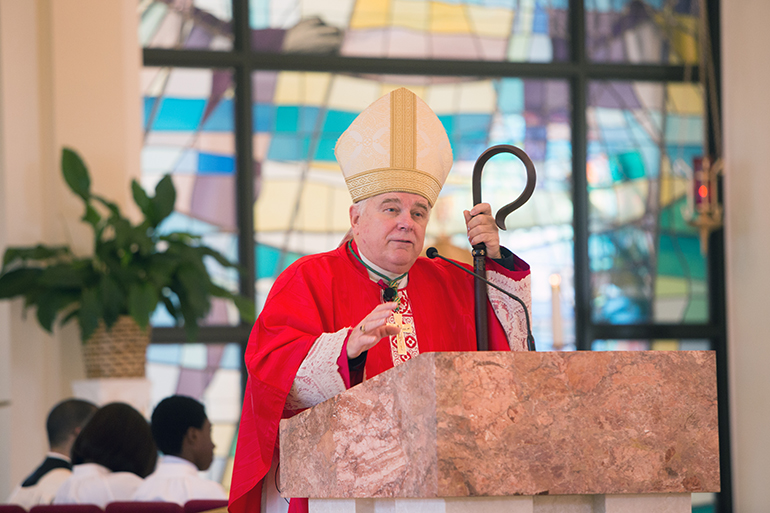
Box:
<box><xmin>142</xmin><ymin>1</ymin><xmax>727</xmax><ymax>508</ymax></box>
<box><xmin>585</xmin><ymin>0</ymin><xmax>700</xmax><ymax>64</ymax></box>
<box><xmin>587</xmin><ymin>81</ymin><xmax>707</xmax><ymax>325</ymax></box>
<box><xmin>146</xmin><ymin>342</ymin><xmax>242</xmax><ymax>490</ymax></box>
<box><xmin>249</xmin><ymin>0</ymin><xmax>570</xmax><ymax>62</ymax></box>
<box><xmin>140</xmin><ymin>0</ymin><xmax>233</xmax><ymax>50</ymax></box>
<box><xmin>252</xmin><ymin>73</ymin><xmax>573</xmax><ymax>350</ymax></box>
<box><xmin>141</xmin><ymin>67</ymin><xmax>241</xmax><ymax>327</ymax></box>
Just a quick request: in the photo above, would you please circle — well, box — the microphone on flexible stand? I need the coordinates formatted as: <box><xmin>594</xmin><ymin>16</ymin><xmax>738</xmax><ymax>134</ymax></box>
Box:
<box><xmin>426</xmin><ymin>247</ymin><xmax>536</xmax><ymax>351</ymax></box>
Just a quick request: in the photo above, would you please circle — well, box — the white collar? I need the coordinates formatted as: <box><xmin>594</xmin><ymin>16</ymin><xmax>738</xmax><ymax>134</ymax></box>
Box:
<box><xmin>359</xmin><ymin>250</ymin><xmax>409</xmax><ymax>288</ymax></box>
<box><xmin>72</xmin><ymin>463</ymin><xmax>111</xmax><ymax>476</ymax></box>
<box><xmin>48</xmin><ymin>452</ymin><xmax>71</xmax><ymax>463</ymax></box>
<box><xmin>156</xmin><ymin>455</ymin><xmax>199</xmax><ymax>474</ymax></box>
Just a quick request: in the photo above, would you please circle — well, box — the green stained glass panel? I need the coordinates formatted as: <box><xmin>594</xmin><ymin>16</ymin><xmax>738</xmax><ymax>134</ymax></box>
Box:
<box><xmin>587</xmin><ymin>81</ymin><xmax>708</xmax><ymax>324</ymax></box>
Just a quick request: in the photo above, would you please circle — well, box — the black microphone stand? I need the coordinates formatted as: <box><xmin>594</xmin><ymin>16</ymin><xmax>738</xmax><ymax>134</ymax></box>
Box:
<box><xmin>427</xmin><ymin>247</ymin><xmax>536</xmax><ymax>352</ymax></box>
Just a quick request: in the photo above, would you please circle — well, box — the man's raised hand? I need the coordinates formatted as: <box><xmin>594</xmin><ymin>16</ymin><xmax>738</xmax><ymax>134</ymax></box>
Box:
<box><xmin>463</xmin><ymin>202</ymin><xmax>501</xmax><ymax>259</ymax></box>
<box><xmin>347</xmin><ymin>302</ymin><xmax>400</xmax><ymax>359</ymax></box>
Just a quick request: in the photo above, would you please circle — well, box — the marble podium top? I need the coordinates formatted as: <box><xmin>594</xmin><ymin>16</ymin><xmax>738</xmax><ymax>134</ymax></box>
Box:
<box><xmin>280</xmin><ymin>351</ymin><xmax>719</xmax><ymax>498</ymax></box>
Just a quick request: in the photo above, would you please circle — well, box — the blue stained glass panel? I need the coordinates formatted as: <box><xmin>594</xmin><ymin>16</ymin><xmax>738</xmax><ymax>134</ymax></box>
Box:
<box><xmin>142</xmin><ymin>67</ymin><xmax>241</xmax><ymax>328</ymax></box>
<box><xmin>587</xmin><ymin>80</ymin><xmax>708</xmax><ymax>324</ymax></box>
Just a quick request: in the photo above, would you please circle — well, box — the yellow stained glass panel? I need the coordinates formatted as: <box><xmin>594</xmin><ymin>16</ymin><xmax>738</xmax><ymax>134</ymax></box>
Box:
<box><xmin>393</xmin><ymin>0</ymin><xmax>430</xmax><ymax>31</ymax></box>
<box><xmin>350</xmin><ymin>0</ymin><xmax>391</xmax><ymax>29</ymax></box>
<box><xmin>274</xmin><ymin>72</ymin><xmax>332</xmax><ymax>106</ymax></box>
<box><xmin>430</xmin><ymin>2</ymin><xmax>472</xmax><ymax>34</ymax></box>
<box><xmin>666</xmin><ymin>83</ymin><xmax>703</xmax><ymax>115</ymax></box>
<box><xmin>467</xmin><ymin>5</ymin><xmax>514</xmax><ymax>38</ymax></box>
<box><xmin>655</xmin><ymin>276</ymin><xmax>688</xmax><ymax>297</ymax></box>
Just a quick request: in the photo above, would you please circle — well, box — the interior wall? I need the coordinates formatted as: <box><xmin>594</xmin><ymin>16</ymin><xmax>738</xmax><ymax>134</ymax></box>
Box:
<box><xmin>0</xmin><ymin>0</ymin><xmax>141</xmax><ymax>498</ymax></box>
<box><xmin>721</xmin><ymin>1</ymin><xmax>770</xmax><ymax>512</ymax></box>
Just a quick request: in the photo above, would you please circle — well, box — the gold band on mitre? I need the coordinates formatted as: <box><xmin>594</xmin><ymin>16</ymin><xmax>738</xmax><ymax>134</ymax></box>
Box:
<box><xmin>345</xmin><ymin>167</ymin><xmax>444</xmax><ymax>206</ymax></box>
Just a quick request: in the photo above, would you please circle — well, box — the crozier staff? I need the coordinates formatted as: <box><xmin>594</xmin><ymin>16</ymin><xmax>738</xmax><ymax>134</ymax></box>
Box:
<box><xmin>229</xmin><ymin>88</ymin><xmax>532</xmax><ymax>513</ymax></box>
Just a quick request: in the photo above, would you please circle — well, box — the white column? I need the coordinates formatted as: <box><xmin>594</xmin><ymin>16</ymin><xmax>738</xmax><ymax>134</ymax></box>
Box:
<box><xmin>722</xmin><ymin>0</ymin><xmax>770</xmax><ymax>510</ymax></box>
<box><xmin>0</xmin><ymin>0</ymin><xmax>142</xmax><ymax>497</ymax></box>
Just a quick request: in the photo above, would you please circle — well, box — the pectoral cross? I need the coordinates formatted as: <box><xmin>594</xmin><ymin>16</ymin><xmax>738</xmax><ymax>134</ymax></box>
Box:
<box><xmin>390</xmin><ymin>312</ymin><xmax>413</xmax><ymax>355</ymax></box>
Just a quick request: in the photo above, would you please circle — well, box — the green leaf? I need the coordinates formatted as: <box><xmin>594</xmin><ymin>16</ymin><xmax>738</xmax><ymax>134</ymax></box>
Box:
<box><xmin>131</xmin><ymin>180</ymin><xmax>153</xmax><ymax>222</ymax></box>
<box><xmin>180</xmin><ymin>301</ymin><xmax>199</xmax><ymax>342</ymax></box>
<box><xmin>111</xmin><ymin>218</ymin><xmax>133</xmax><ymax>250</ymax></box>
<box><xmin>60</xmin><ymin>307</ymin><xmax>80</xmax><ymax>327</ymax></box>
<box><xmin>61</xmin><ymin>148</ymin><xmax>90</xmax><ymax>201</ymax></box>
<box><xmin>198</xmin><ymin>246</ymin><xmax>237</xmax><ymax>268</ymax></box>
<box><xmin>100</xmin><ymin>276</ymin><xmax>125</xmax><ymax>327</ymax></box>
<box><xmin>152</xmin><ymin>175</ymin><xmax>176</xmax><ymax>225</ymax></box>
<box><xmin>176</xmin><ymin>265</ymin><xmax>210</xmax><ymax>317</ymax></box>
<box><xmin>38</xmin><ymin>263</ymin><xmax>90</xmax><ymax>288</ymax></box>
<box><xmin>82</xmin><ymin>204</ymin><xmax>102</xmax><ymax>228</ymax></box>
<box><xmin>36</xmin><ymin>290</ymin><xmax>79</xmax><ymax>332</ymax></box>
<box><xmin>92</xmin><ymin>194</ymin><xmax>121</xmax><ymax>217</ymax></box>
<box><xmin>0</xmin><ymin>268</ymin><xmax>44</xmax><ymax>299</ymax></box>
<box><xmin>128</xmin><ymin>282</ymin><xmax>158</xmax><ymax>329</ymax></box>
<box><xmin>78</xmin><ymin>287</ymin><xmax>101</xmax><ymax>342</ymax></box>
<box><xmin>2</xmin><ymin>245</ymin><xmax>72</xmax><ymax>269</ymax></box>
<box><xmin>233</xmin><ymin>295</ymin><xmax>256</xmax><ymax>323</ymax></box>
<box><xmin>160</xmin><ymin>294</ymin><xmax>179</xmax><ymax>321</ymax></box>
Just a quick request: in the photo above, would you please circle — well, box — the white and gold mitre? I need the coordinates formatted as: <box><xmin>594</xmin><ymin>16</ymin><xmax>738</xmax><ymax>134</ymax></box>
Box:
<box><xmin>334</xmin><ymin>87</ymin><xmax>453</xmax><ymax>207</ymax></box>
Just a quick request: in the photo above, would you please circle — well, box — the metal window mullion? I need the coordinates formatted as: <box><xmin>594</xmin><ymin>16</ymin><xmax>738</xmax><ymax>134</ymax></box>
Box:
<box><xmin>570</xmin><ymin>0</ymin><xmax>591</xmax><ymax>351</ymax></box>
<box><xmin>233</xmin><ymin>0</ymin><xmax>254</xmax><ymax>395</ymax></box>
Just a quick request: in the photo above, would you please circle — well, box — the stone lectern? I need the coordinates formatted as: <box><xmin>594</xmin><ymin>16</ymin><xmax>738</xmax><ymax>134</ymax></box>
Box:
<box><xmin>280</xmin><ymin>351</ymin><xmax>719</xmax><ymax>513</ymax></box>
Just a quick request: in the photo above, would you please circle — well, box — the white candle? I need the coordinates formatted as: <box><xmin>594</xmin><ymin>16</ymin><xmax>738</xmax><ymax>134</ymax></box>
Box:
<box><xmin>550</xmin><ymin>273</ymin><xmax>564</xmax><ymax>350</ymax></box>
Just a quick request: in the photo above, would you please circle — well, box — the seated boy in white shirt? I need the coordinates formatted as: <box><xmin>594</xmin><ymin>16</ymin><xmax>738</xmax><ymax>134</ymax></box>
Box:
<box><xmin>133</xmin><ymin>395</ymin><xmax>227</xmax><ymax>505</ymax></box>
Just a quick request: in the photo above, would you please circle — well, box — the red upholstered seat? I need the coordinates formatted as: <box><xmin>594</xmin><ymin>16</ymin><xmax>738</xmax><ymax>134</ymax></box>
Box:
<box><xmin>29</xmin><ymin>506</ymin><xmax>103</xmax><ymax>513</ymax></box>
<box><xmin>183</xmin><ymin>500</ymin><xmax>228</xmax><ymax>513</ymax></box>
<box><xmin>105</xmin><ymin>503</ymin><xmax>182</xmax><ymax>513</ymax></box>
<box><xmin>0</xmin><ymin>505</ymin><xmax>28</xmax><ymax>513</ymax></box>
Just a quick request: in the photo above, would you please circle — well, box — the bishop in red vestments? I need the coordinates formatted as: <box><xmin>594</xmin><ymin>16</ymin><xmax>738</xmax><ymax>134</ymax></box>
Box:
<box><xmin>229</xmin><ymin>88</ymin><xmax>532</xmax><ymax>513</ymax></box>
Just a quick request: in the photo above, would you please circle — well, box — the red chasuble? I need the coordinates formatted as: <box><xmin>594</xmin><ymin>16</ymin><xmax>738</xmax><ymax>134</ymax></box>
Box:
<box><xmin>228</xmin><ymin>241</ymin><xmax>530</xmax><ymax>513</ymax></box>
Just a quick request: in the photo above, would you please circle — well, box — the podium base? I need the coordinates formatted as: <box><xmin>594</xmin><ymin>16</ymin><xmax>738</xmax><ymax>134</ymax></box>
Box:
<box><xmin>308</xmin><ymin>493</ymin><xmax>691</xmax><ymax>513</ymax></box>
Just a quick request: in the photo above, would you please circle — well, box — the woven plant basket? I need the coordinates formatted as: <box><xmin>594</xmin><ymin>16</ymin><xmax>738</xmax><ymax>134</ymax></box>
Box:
<box><xmin>81</xmin><ymin>316</ymin><xmax>151</xmax><ymax>379</ymax></box>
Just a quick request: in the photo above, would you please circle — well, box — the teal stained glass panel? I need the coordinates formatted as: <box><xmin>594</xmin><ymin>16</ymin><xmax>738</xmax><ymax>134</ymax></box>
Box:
<box><xmin>141</xmin><ymin>67</ymin><xmax>241</xmax><ymax>327</ymax></box>
<box><xmin>587</xmin><ymin>81</ymin><xmax>708</xmax><ymax>324</ymax></box>
<box><xmin>139</xmin><ymin>0</ymin><xmax>233</xmax><ymax>50</ymax></box>
<box><xmin>249</xmin><ymin>0</ymin><xmax>569</xmax><ymax>62</ymax></box>
<box><xmin>585</xmin><ymin>0</ymin><xmax>700</xmax><ymax>64</ymax></box>
<box><xmin>146</xmin><ymin>342</ymin><xmax>242</xmax><ymax>491</ymax></box>
<box><xmin>252</xmin><ymin>72</ymin><xmax>573</xmax><ymax>350</ymax></box>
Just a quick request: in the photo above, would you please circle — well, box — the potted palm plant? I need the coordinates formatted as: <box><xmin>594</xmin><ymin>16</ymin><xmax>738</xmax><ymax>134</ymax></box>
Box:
<box><xmin>0</xmin><ymin>148</ymin><xmax>254</xmax><ymax>378</ymax></box>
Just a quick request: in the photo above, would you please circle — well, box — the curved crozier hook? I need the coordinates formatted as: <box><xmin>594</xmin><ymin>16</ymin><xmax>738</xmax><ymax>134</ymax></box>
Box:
<box><xmin>471</xmin><ymin>144</ymin><xmax>537</xmax><ymax>230</ymax></box>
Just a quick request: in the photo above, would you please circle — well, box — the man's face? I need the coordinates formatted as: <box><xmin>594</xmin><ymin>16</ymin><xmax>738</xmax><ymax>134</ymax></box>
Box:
<box><xmin>350</xmin><ymin>192</ymin><xmax>430</xmax><ymax>274</ymax></box>
<box><xmin>189</xmin><ymin>419</ymin><xmax>216</xmax><ymax>471</ymax></box>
